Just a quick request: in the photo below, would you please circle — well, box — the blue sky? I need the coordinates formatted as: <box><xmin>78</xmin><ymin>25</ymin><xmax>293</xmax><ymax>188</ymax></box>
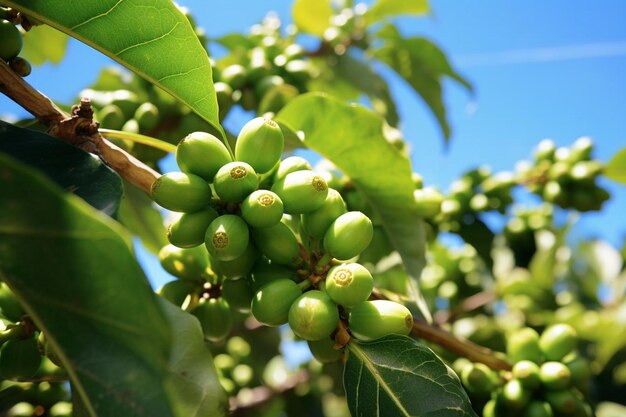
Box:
<box><xmin>1</xmin><ymin>1</ymin><xmax>625</xmax><ymax>288</ymax></box>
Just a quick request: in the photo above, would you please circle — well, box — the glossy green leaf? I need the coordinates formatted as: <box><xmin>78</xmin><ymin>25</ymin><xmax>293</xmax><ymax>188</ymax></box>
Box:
<box><xmin>345</xmin><ymin>335</ymin><xmax>477</xmax><ymax>417</ymax></box>
<box><xmin>292</xmin><ymin>0</ymin><xmax>333</xmax><ymax>36</ymax></box>
<box><xmin>278</xmin><ymin>93</ymin><xmax>430</xmax><ymax>321</ymax></box>
<box><xmin>20</xmin><ymin>24</ymin><xmax>69</xmax><ymax>65</ymax></box>
<box><xmin>0</xmin><ymin>121</ymin><xmax>122</xmax><ymax>217</ymax></box>
<box><xmin>364</xmin><ymin>0</ymin><xmax>429</xmax><ymax>25</ymax></box>
<box><xmin>372</xmin><ymin>25</ymin><xmax>471</xmax><ymax>140</ymax></box>
<box><xmin>456</xmin><ymin>216</ymin><xmax>494</xmax><ymax>270</ymax></box>
<box><xmin>0</xmin><ymin>154</ymin><xmax>227</xmax><ymax>417</ymax></box>
<box><xmin>118</xmin><ymin>181</ymin><xmax>168</xmax><ymax>254</ymax></box>
<box><xmin>605</xmin><ymin>147</ymin><xmax>626</xmax><ymax>185</ymax></box>
<box><xmin>5</xmin><ymin>0</ymin><xmax>224</xmax><ymax>138</ymax></box>
<box><xmin>333</xmin><ymin>54</ymin><xmax>399</xmax><ymax>126</ymax></box>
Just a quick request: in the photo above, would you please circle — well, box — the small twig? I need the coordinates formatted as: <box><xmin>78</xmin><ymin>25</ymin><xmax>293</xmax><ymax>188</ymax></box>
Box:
<box><xmin>0</xmin><ymin>60</ymin><xmax>159</xmax><ymax>194</ymax></box>
<box><xmin>229</xmin><ymin>369</ymin><xmax>310</xmax><ymax>414</ymax></box>
<box><xmin>372</xmin><ymin>291</ymin><xmax>512</xmax><ymax>371</ymax></box>
<box><xmin>434</xmin><ymin>290</ymin><xmax>497</xmax><ymax>325</ymax></box>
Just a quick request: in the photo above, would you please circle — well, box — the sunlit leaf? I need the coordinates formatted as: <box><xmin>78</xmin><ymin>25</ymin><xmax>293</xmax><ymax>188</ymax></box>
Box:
<box><xmin>292</xmin><ymin>0</ymin><xmax>333</xmax><ymax>36</ymax></box>
<box><xmin>20</xmin><ymin>24</ymin><xmax>69</xmax><ymax>65</ymax></box>
<box><xmin>364</xmin><ymin>0</ymin><xmax>429</xmax><ymax>26</ymax></box>
<box><xmin>605</xmin><ymin>147</ymin><xmax>626</xmax><ymax>185</ymax></box>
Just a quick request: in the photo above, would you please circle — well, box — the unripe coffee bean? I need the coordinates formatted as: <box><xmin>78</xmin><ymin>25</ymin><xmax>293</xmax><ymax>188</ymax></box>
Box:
<box><xmin>512</xmin><ymin>360</ymin><xmax>541</xmax><ymax>389</ymax></box>
<box><xmin>151</xmin><ymin>172</ymin><xmax>212</xmax><ymax>212</ymax></box>
<box><xmin>540</xmin><ymin>361</ymin><xmax>572</xmax><ymax>390</ymax></box>
<box><xmin>501</xmin><ymin>379</ymin><xmax>531</xmax><ymax>410</ymax></box>
<box><xmin>213</xmin><ymin>161</ymin><xmax>259</xmax><ymax>203</ymax></box>
<box><xmin>461</xmin><ymin>363</ymin><xmax>498</xmax><ymax>395</ymax></box>
<box><xmin>545</xmin><ymin>389</ymin><xmax>579</xmax><ymax>414</ymax></box>
<box><xmin>0</xmin><ymin>283</ymin><xmax>25</xmax><ymax>322</ymax></box>
<box><xmin>176</xmin><ymin>131</ymin><xmax>233</xmax><ymax>182</ymax></box>
<box><xmin>413</xmin><ymin>187</ymin><xmax>444</xmax><ymax>218</ymax></box>
<box><xmin>252</xmin><ymin>279</ymin><xmax>302</xmax><ymax>326</ymax></box>
<box><xmin>251</xmin><ymin>221</ymin><xmax>299</xmax><ymax>265</ymax></box>
<box><xmin>539</xmin><ymin>324</ymin><xmax>577</xmax><ymax>361</ymax></box>
<box><xmin>325</xmin><ymin>263</ymin><xmax>373</xmax><ymax>308</ymax></box>
<box><xmin>235</xmin><ymin>117</ymin><xmax>284</xmax><ymax>174</ymax></box>
<box><xmin>193</xmin><ymin>298</ymin><xmax>233</xmax><ymax>342</ymax></box>
<box><xmin>134</xmin><ymin>102</ymin><xmax>159</xmax><ymax>131</ymax></box>
<box><xmin>562</xmin><ymin>353</ymin><xmax>591</xmax><ymax>386</ymax></box>
<box><xmin>348</xmin><ymin>300</ymin><xmax>413</xmax><ymax>341</ymax></box>
<box><xmin>523</xmin><ymin>401</ymin><xmax>554</xmax><ymax>417</ymax></box>
<box><xmin>210</xmin><ymin>243</ymin><xmax>258</xmax><ymax>280</ymax></box>
<box><xmin>221</xmin><ymin>64</ymin><xmax>247</xmax><ymax>90</ymax></box>
<box><xmin>507</xmin><ymin>327</ymin><xmax>544</xmax><ymax>363</ymax></box>
<box><xmin>241</xmin><ymin>190</ymin><xmax>284</xmax><ymax>228</ymax></box>
<box><xmin>249</xmin><ymin>260</ymin><xmax>297</xmax><ymax>291</ymax></box>
<box><xmin>167</xmin><ymin>207</ymin><xmax>219</xmax><ymax>248</ymax></box>
<box><xmin>273</xmin><ymin>156</ymin><xmax>312</xmax><ymax>183</ymax></box>
<box><xmin>220</xmin><ymin>278</ymin><xmax>253</xmax><ymax>313</ymax></box>
<box><xmin>323</xmin><ymin>211</ymin><xmax>373</xmax><ymax>261</ymax></box>
<box><xmin>158</xmin><ymin>244</ymin><xmax>209</xmax><ymax>282</ymax></box>
<box><xmin>0</xmin><ymin>19</ymin><xmax>22</xmax><ymax>61</ymax></box>
<box><xmin>271</xmin><ymin>170</ymin><xmax>328</xmax><ymax>214</ymax></box>
<box><xmin>205</xmin><ymin>215</ymin><xmax>250</xmax><ymax>261</ymax></box>
<box><xmin>301</xmin><ymin>189</ymin><xmax>347</xmax><ymax>239</ymax></box>
<box><xmin>157</xmin><ymin>280</ymin><xmax>195</xmax><ymax>306</ymax></box>
<box><xmin>288</xmin><ymin>290</ymin><xmax>339</xmax><ymax>341</ymax></box>
<box><xmin>308</xmin><ymin>337</ymin><xmax>342</xmax><ymax>363</ymax></box>
<box><xmin>0</xmin><ymin>337</ymin><xmax>41</xmax><ymax>380</ymax></box>
<box><xmin>97</xmin><ymin>104</ymin><xmax>126</xmax><ymax>130</ymax></box>
<box><xmin>9</xmin><ymin>56</ymin><xmax>31</xmax><ymax>77</ymax></box>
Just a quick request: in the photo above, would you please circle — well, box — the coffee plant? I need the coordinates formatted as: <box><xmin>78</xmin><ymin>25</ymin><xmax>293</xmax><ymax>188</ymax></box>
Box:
<box><xmin>0</xmin><ymin>1</ymin><xmax>625</xmax><ymax>416</ymax></box>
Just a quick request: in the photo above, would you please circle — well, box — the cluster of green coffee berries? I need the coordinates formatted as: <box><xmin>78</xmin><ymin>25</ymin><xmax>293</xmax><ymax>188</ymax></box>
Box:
<box><xmin>151</xmin><ymin>116</ymin><xmax>414</xmax><ymax>356</ymax></box>
<box><xmin>414</xmin><ymin>167</ymin><xmax>515</xmax><ymax>233</ymax></box>
<box><xmin>0</xmin><ymin>7</ymin><xmax>32</xmax><ymax>77</ymax></box>
<box><xmin>213</xmin><ymin>14</ymin><xmax>314</xmax><ymax>118</ymax></box>
<box><xmin>455</xmin><ymin>324</ymin><xmax>592</xmax><ymax>417</ymax></box>
<box><xmin>212</xmin><ymin>336</ymin><xmax>256</xmax><ymax>395</ymax></box>
<box><xmin>518</xmin><ymin>138</ymin><xmax>608</xmax><ymax>212</ymax></box>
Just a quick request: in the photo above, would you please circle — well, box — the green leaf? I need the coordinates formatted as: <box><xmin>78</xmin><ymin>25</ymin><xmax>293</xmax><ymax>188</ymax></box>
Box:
<box><xmin>364</xmin><ymin>0</ymin><xmax>429</xmax><ymax>25</ymax></box>
<box><xmin>605</xmin><ymin>147</ymin><xmax>626</xmax><ymax>185</ymax></box>
<box><xmin>292</xmin><ymin>0</ymin><xmax>333</xmax><ymax>36</ymax></box>
<box><xmin>345</xmin><ymin>335</ymin><xmax>477</xmax><ymax>417</ymax></box>
<box><xmin>118</xmin><ymin>181</ymin><xmax>168</xmax><ymax>254</ymax></box>
<box><xmin>372</xmin><ymin>26</ymin><xmax>471</xmax><ymax>140</ymax></box>
<box><xmin>278</xmin><ymin>93</ymin><xmax>431</xmax><ymax>321</ymax></box>
<box><xmin>333</xmin><ymin>54</ymin><xmax>399</xmax><ymax>126</ymax></box>
<box><xmin>456</xmin><ymin>216</ymin><xmax>494</xmax><ymax>270</ymax></box>
<box><xmin>0</xmin><ymin>154</ymin><xmax>228</xmax><ymax>417</ymax></box>
<box><xmin>5</xmin><ymin>0</ymin><xmax>224</xmax><ymax>138</ymax></box>
<box><xmin>0</xmin><ymin>121</ymin><xmax>122</xmax><ymax>217</ymax></box>
<box><xmin>20</xmin><ymin>24</ymin><xmax>69</xmax><ymax>65</ymax></box>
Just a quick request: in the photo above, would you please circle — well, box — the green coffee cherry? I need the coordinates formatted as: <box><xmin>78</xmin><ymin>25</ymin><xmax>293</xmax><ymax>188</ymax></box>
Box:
<box><xmin>284</xmin><ymin>59</ymin><xmax>313</xmax><ymax>83</ymax></box>
<box><xmin>482</xmin><ymin>399</ymin><xmax>499</xmax><ymax>417</ymax></box>
<box><xmin>414</xmin><ymin>187</ymin><xmax>444</xmax><ymax>218</ymax></box>
<box><xmin>251</xmin><ymin>221</ymin><xmax>299</xmax><ymax>265</ymax></box>
<box><xmin>241</xmin><ymin>190</ymin><xmax>284</xmax><ymax>228</ymax></box>
<box><xmin>358</xmin><ymin>226</ymin><xmax>393</xmax><ymax>264</ymax></box>
<box><xmin>545</xmin><ymin>389</ymin><xmax>579</xmax><ymax>414</ymax></box>
<box><xmin>252</xmin><ymin>279</ymin><xmax>302</xmax><ymax>326</ymax></box>
<box><xmin>37</xmin><ymin>332</ymin><xmax>63</xmax><ymax>368</ymax></box>
<box><xmin>221</xmin><ymin>278</ymin><xmax>253</xmax><ymax>313</ymax></box>
<box><xmin>8</xmin><ymin>56</ymin><xmax>31</xmax><ymax>77</ymax></box>
<box><xmin>235</xmin><ymin>117</ymin><xmax>284</xmax><ymax>174</ymax></box>
<box><xmin>157</xmin><ymin>280</ymin><xmax>195</xmax><ymax>306</ymax></box>
<box><xmin>506</xmin><ymin>327</ymin><xmax>544</xmax><ymax>363</ymax></box>
<box><xmin>323</xmin><ymin>211</ymin><xmax>373</xmax><ymax>261</ymax></box>
<box><xmin>48</xmin><ymin>402</ymin><xmax>73</xmax><ymax>417</ymax></box>
<box><xmin>176</xmin><ymin>131</ymin><xmax>233</xmax><ymax>182</ymax></box>
<box><xmin>215</xmin><ymin>82</ymin><xmax>234</xmax><ymax>119</ymax></box>
<box><xmin>97</xmin><ymin>104</ymin><xmax>125</xmax><ymax>130</ymax></box>
<box><xmin>121</xmin><ymin>118</ymin><xmax>140</xmax><ymax>134</ymax></box>
<box><xmin>348</xmin><ymin>300</ymin><xmax>413</xmax><ymax>341</ymax></box>
<box><xmin>540</xmin><ymin>361</ymin><xmax>572</xmax><ymax>390</ymax></box>
<box><xmin>301</xmin><ymin>189</ymin><xmax>347</xmax><ymax>239</ymax></box>
<box><xmin>0</xmin><ymin>283</ymin><xmax>25</xmax><ymax>322</ymax></box>
<box><xmin>325</xmin><ymin>263</ymin><xmax>373</xmax><ymax>308</ymax></box>
<box><xmin>151</xmin><ymin>172</ymin><xmax>212</xmax><ymax>212</ymax></box>
<box><xmin>500</xmin><ymin>379</ymin><xmax>531</xmax><ymax>410</ymax></box>
<box><xmin>167</xmin><ymin>207</ymin><xmax>219</xmax><ymax>248</ymax></box>
<box><xmin>250</xmin><ymin>260</ymin><xmax>297</xmax><ymax>291</ymax></box>
<box><xmin>158</xmin><ymin>244</ymin><xmax>209</xmax><ymax>282</ymax></box>
<box><xmin>271</xmin><ymin>170</ymin><xmax>329</xmax><ymax>214</ymax></box>
<box><xmin>539</xmin><ymin>323</ymin><xmax>577</xmax><ymax>361</ymax></box>
<box><xmin>205</xmin><ymin>215</ymin><xmax>250</xmax><ymax>261</ymax></box>
<box><xmin>273</xmin><ymin>156</ymin><xmax>312</xmax><ymax>183</ymax></box>
<box><xmin>192</xmin><ymin>298</ymin><xmax>233</xmax><ymax>342</ymax></box>
<box><xmin>221</xmin><ymin>64</ymin><xmax>247</xmax><ymax>90</ymax></box>
<box><xmin>134</xmin><ymin>102</ymin><xmax>159</xmax><ymax>131</ymax></box>
<box><xmin>524</xmin><ymin>401</ymin><xmax>554</xmax><ymax>417</ymax></box>
<box><xmin>6</xmin><ymin>402</ymin><xmax>35</xmax><ymax>417</ymax></box>
<box><xmin>0</xmin><ymin>19</ymin><xmax>22</xmax><ymax>61</ymax></box>
<box><xmin>512</xmin><ymin>360</ymin><xmax>541</xmax><ymax>389</ymax></box>
<box><xmin>288</xmin><ymin>290</ymin><xmax>339</xmax><ymax>341</ymax></box>
<box><xmin>226</xmin><ymin>336</ymin><xmax>251</xmax><ymax>359</ymax></box>
<box><xmin>232</xmin><ymin>363</ymin><xmax>254</xmax><ymax>387</ymax></box>
<box><xmin>255</xmin><ymin>75</ymin><xmax>285</xmax><ymax>98</ymax></box>
<box><xmin>211</xmin><ymin>242</ymin><xmax>258</xmax><ymax>280</ymax></box>
<box><xmin>562</xmin><ymin>353</ymin><xmax>591</xmax><ymax>386</ymax></box>
<box><xmin>460</xmin><ymin>363</ymin><xmax>498</xmax><ymax>395</ymax></box>
<box><xmin>213</xmin><ymin>161</ymin><xmax>259</xmax><ymax>203</ymax></box>
<box><xmin>570</xmin><ymin>137</ymin><xmax>593</xmax><ymax>161</ymax></box>
<box><xmin>308</xmin><ymin>337</ymin><xmax>342</xmax><ymax>363</ymax></box>
<box><xmin>0</xmin><ymin>336</ymin><xmax>41</xmax><ymax>379</ymax></box>
<box><xmin>109</xmin><ymin>89</ymin><xmax>142</xmax><ymax>118</ymax></box>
